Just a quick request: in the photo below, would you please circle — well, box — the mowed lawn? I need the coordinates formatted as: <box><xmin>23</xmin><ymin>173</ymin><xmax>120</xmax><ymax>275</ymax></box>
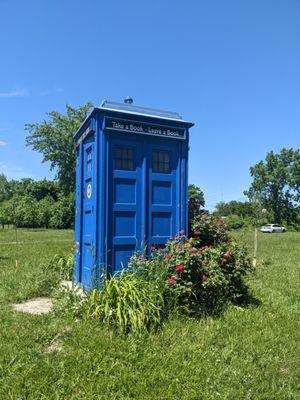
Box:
<box><xmin>0</xmin><ymin>228</ymin><xmax>299</xmax><ymax>399</ymax></box>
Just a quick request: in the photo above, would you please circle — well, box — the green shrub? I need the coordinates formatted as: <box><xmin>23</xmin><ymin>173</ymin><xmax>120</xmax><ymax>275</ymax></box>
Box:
<box><xmin>225</xmin><ymin>214</ymin><xmax>245</xmax><ymax>230</ymax></box>
<box><xmin>129</xmin><ymin>234</ymin><xmax>252</xmax><ymax>315</ymax></box>
<box><xmin>83</xmin><ymin>273</ymin><xmax>164</xmax><ymax>334</ymax></box>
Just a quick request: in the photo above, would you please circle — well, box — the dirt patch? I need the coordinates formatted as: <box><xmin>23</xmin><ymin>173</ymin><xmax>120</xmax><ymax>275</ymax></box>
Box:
<box><xmin>12</xmin><ymin>297</ymin><xmax>53</xmax><ymax>315</ymax></box>
<box><xmin>44</xmin><ymin>326</ymin><xmax>72</xmax><ymax>354</ymax></box>
<box><xmin>44</xmin><ymin>338</ymin><xmax>63</xmax><ymax>354</ymax></box>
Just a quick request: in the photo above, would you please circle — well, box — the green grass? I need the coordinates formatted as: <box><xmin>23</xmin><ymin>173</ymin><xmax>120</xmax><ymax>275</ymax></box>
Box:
<box><xmin>0</xmin><ymin>228</ymin><xmax>299</xmax><ymax>399</ymax></box>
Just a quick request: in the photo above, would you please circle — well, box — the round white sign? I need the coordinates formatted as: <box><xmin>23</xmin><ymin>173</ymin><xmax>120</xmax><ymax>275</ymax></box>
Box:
<box><xmin>87</xmin><ymin>183</ymin><xmax>92</xmax><ymax>199</ymax></box>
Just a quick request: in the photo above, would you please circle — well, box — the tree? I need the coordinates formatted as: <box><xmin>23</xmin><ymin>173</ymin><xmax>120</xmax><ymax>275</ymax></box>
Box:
<box><xmin>11</xmin><ymin>195</ymin><xmax>40</xmax><ymax>228</ymax></box>
<box><xmin>244</xmin><ymin>148</ymin><xmax>300</xmax><ymax>224</ymax></box>
<box><xmin>188</xmin><ymin>184</ymin><xmax>205</xmax><ymax>232</ymax></box>
<box><xmin>0</xmin><ymin>174</ymin><xmax>10</xmax><ymax>202</ymax></box>
<box><xmin>38</xmin><ymin>196</ymin><xmax>55</xmax><ymax>228</ymax></box>
<box><xmin>25</xmin><ymin>102</ymin><xmax>93</xmax><ymax>195</ymax></box>
<box><xmin>25</xmin><ymin>179</ymin><xmax>59</xmax><ymax>201</ymax></box>
<box><xmin>9</xmin><ymin>178</ymin><xmax>34</xmax><ymax>197</ymax></box>
<box><xmin>49</xmin><ymin>193</ymin><xmax>75</xmax><ymax>229</ymax></box>
<box><xmin>214</xmin><ymin>200</ymin><xmax>252</xmax><ymax>218</ymax></box>
<box><xmin>0</xmin><ymin>201</ymin><xmax>11</xmax><ymax>228</ymax></box>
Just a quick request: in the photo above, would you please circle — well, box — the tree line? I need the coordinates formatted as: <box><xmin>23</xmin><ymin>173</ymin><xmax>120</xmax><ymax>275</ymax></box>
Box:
<box><xmin>0</xmin><ymin>103</ymin><xmax>299</xmax><ymax>230</ymax></box>
<box><xmin>0</xmin><ymin>176</ymin><xmax>74</xmax><ymax>229</ymax></box>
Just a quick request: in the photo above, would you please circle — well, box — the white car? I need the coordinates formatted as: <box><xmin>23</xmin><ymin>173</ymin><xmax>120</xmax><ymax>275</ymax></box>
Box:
<box><xmin>260</xmin><ymin>224</ymin><xmax>286</xmax><ymax>233</ymax></box>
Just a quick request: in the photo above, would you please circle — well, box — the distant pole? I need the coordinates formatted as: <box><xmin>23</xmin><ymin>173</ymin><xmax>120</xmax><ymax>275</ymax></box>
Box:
<box><xmin>253</xmin><ymin>227</ymin><xmax>258</xmax><ymax>267</ymax></box>
<box><xmin>12</xmin><ymin>202</ymin><xmax>19</xmax><ymax>267</ymax></box>
<box><xmin>253</xmin><ymin>207</ymin><xmax>267</xmax><ymax>268</ymax></box>
<box><xmin>14</xmin><ymin>224</ymin><xmax>19</xmax><ymax>267</ymax></box>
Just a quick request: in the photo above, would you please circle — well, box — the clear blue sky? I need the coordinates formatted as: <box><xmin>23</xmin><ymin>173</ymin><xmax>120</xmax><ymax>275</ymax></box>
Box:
<box><xmin>0</xmin><ymin>0</ymin><xmax>299</xmax><ymax>209</ymax></box>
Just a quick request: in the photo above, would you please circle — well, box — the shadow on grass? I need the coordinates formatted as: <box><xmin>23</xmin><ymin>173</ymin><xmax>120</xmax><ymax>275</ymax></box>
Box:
<box><xmin>190</xmin><ymin>285</ymin><xmax>262</xmax><ymax>320</ymax></box>
<box><xmin>235</xmin><ymin>289</ymin><xmax>262</xmax><ymax>308</ymax></box>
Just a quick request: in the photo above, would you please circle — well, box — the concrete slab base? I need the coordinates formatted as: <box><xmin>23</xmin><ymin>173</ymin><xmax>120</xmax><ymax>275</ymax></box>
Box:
<box><xmin>12</xmin><ymin>297</ymin><xmax>53</xmax><ymax>315</ymax></box>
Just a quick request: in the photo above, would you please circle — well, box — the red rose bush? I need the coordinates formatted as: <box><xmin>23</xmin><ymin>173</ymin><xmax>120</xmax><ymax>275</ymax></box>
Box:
<box><xmin>129</xmin><ymin>214</ymin><xmax>252</xmax><ymax>315</ymax></box>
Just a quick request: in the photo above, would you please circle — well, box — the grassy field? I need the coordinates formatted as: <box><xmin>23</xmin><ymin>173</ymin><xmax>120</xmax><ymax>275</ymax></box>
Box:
<box><xmin>0</xmin><ymin>228</ymin><xmax>299</xmax><ymax>399</ymax></box>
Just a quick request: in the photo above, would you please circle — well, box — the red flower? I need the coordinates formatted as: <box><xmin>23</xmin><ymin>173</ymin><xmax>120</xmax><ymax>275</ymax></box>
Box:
<box><xmin>168</xmin><ymin>277</ymin><xmax>176</xmax><ymax>285</ymax></box>
<box><xmin>165</xmin><ymin>254</ymin><xmax>171</xmax><ymax>260</ymax></box>
<box><xmin>224</xmin><ymin>252</ymin><xmax>233</xmax><ymax>259</ymax></box>
<box><xmin>179</xmin><ymin>229</ymin><xmax>185</xmax><ymax>235</ymax></box>
<box><xmin>188</xmin><ymin>247</ymin><xmax>197</xmax><ymax>254</ymax></box>
<box><xmin>202</xmin><ymin>261</ymin><xmax>208</xmax><ymax>267</ymax></box>
<box><xmin>202</xmin><ymin>274</ymin><xmax>208</xmax><ymax>281</ymax></box>
<box><xmin>175</xmin><ymin>264</ymin><xmax>184</xmax><ymax>273</ymax></box>
<box><xmin>158</xmin><ymin>248</ymin><xmax>163</xmax><ymax>254</ymax></box>
<box><xmin>220</xmin><ymin>258</ymin><xmax>227</xmax><ymax>265</ymax></box>
<box><xmin>194</xmin><ymin>230</ymin><xmax>202</xmax><ymax>236</ymax></box>
<box><xmin>151</xmin><ymin>246</ymin><xmax>155</xmax><ymax>252</ymax></box>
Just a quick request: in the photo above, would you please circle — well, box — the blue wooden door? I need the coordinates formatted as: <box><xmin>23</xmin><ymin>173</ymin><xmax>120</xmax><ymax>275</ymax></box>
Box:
<box><xmin>109</xmin><ymin>136</ymin><xmax>143</xmax><ymax>274</ymax></box>
<box><xmin>148</xmin><ymin>142</ymin><xmax>179</xmax><ymax>248</ymax></box>
<box><xmin>81</xmin><ymin>137</ymin><xmax>96</xmax><ymax>288</ymax></box>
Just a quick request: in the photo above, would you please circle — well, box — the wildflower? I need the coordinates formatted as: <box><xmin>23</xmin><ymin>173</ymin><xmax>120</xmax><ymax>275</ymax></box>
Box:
<box><xmin>175</xmin><ymin>264</ymin><xmax>184</xmax><ymax>273</ymax></box>
<box><xmin>179</xmin><ymin>230</ymin><xmax>185</xmax><ymax>235</ymax></box>
<box><xmin>202</xmin><ymin>261</ymin><xmax>208</xmax><ymax>267</ymax></box>
<box><xmin>158</xmin><ymin>248</ymin><xmax>163</xmax><ymax>254</ymax></box>
<box><xmin>194</xmin><ymin>230</ymin><xmax>201</xmax><ymax>236</ymax></box>
<box><xmin>165</xmin><ymin>254</ymin><xmax>171</xmax><ymax>260</ymax></box>
<box><xmin>202</xmin><ymin>274</ymin><xmax>208</xmax><ymax>281</ymax></box>
<box><xmin>151</xmin><ymin>246</ymin><xmax>155</xmax><ymax>252</ymax></box>
<box><xmin>168</xmin><ymin>277</ymin><xmax>176</xmax><ymax>285</ymax></box>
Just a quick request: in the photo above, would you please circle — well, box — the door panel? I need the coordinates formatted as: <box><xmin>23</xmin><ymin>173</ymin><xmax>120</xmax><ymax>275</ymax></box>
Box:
<box><xmin>109</xmin><ymin>137</ymin><xmax>143</xmax><ymax>274</ymax></box>
<box><xmin>81</xmin><ymin>137</ymin><xmax>96</xmax><ymax>288</ymax></box>
<box><xmin>148</xmin><ymin>143</ymin><xmax>178</xmax><ymax>248</ymax></box>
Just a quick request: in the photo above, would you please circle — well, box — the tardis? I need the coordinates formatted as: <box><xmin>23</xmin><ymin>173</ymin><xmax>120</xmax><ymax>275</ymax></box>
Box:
<box><xmin>74</xmin><ymin>99</ymin><xmax>193</xmax><ymax>289</ymax></box>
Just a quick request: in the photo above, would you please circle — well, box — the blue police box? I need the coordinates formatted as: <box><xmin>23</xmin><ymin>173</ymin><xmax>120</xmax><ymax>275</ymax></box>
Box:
<box><xmin>74</xmin><ymin>99</ymin><xmax>193</xmax><ymax>289</ymax></box>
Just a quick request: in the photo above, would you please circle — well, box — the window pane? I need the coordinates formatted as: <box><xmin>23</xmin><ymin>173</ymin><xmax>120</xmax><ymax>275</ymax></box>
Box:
<box><xmin>152</xmin><ymin>150</ymin><xmax>170</xmax><ymax>173</ymax></box>
<box><xmin>128</xmin><ymin>160</ymin><xmax>134</xmax><ymax>170</ymax></box>
<box><xmin>115</xmin><ymin>148</ymin><xmax>122</xmax><ymax>159</ymax></box>
<box><xmin>115</xmin><ymin>146</ymin><xmax>135</xmax><ymax>170</ymax></box>
<box><xmin>115</xmin><ymin>159</ymin><xmax>122</xmax><ymax>169</ymax></box>
<box><xmin>128</xmin><ymin>148</ymin><xmax>134</xmax><ymax>159</ymax></box>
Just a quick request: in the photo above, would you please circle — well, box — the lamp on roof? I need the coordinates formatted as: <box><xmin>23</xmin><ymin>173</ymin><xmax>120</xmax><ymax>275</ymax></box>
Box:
<box><xmin>124</xmin><ymin>96</ymin><xmax>133</xmax><ymax>105</ymax></box>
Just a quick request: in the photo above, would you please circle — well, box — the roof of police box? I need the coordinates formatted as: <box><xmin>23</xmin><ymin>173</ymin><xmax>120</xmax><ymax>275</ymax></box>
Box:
<box><xmin>99</xmin><ymin>100</ymin><xmax>187</xmax><ymax>121</ymax></box>
<box><xmin>75</xmin><ymin>100</ymin><xmax>193</xmax><ymax>137</ymax></box>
